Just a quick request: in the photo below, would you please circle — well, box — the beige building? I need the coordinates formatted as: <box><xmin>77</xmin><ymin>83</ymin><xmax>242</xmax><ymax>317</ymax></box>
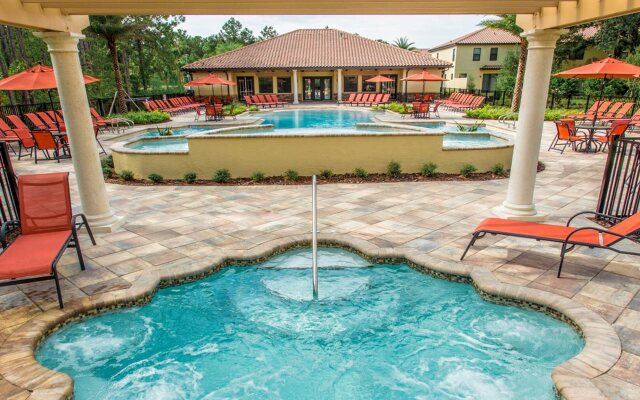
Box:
<box><xmin>182</xmin><ymin>28</ymin><xmax>451</xmax><ymax>103</ymax></box>
<box><xmin>429</xmin><ymin>27</ymin><xmax>520</xmax><ymax>91</ymax></box>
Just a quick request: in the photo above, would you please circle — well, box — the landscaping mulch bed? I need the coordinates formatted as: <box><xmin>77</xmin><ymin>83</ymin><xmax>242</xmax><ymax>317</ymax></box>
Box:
<box><xmin>105</xmin><ymin>162</ymin><xmax>545</xmax><ymax>186</ymax></box>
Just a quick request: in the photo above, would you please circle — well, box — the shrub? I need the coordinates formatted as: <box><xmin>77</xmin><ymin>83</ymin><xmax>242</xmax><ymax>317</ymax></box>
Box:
<box><xmin>354</xmin><ymin>167</ymin><xmax>367</xmax><ymax>178</ymax></box>
<box><xmin>183</xmin><ymin>172</ymin><xmax>197</xmax><ymax>183</ymax></box>
<box><xmin>460</xmin><ymin>163</ymin><xmax>477</xmax><ymax>177</ymax></box>
<box><xmin>284</xmin><ymin>169</ymin><xmax>299</xmax><ymax>181</ymax></box>
<box><xmin>491</xmin><ymin>163</ymin><xmax>506</xmax><ymax>176</ymax></box>
<box><xmin>119</xmin><ymin>170</ymin><xmax>134</xmax><ymax>181</ymax></box>
<box><xmin>387</xmin><ymin>161</ymin><xmax>402</xmax><ymax>177</ymax></box>
<box><xmin>102</xmin><ymin>166</ymin><xmax>113</xmax><ymax>179</ymax></box>
<box><xmin>213</xmin><ymin>168</ymin><xmax>231</xmax><ymax>183</ymax></box>
<box><xmin>223</xmin><ymin>102</ymin><xmax>247</xmax><ymax>116</ymax></box>
<box><xmin>319</xmin><ymin>169</ymin><xmax>333</xmax><ymax>179</ymax></box>
<box><xmin>248</xmin><ymin>106</ymin><xmax>259</xmax><ymax>112</ymax></box>
<box><xmin>112</xmin><ymin>110</ymin><xmax>170</xmax><ymax>125</ymax></box>
<box><xmin>252</xmin><ymin>171</ymin><xmax>265</xmax><ymax>182</ymax></box>
<box><xmin>101</xmin><ymin>155</ymin><xmax>114</xmax><ymax>169</ymax></box>
<box><xmin>148</xmin><ymin>173</ymin><xmax>163</xmax><ymax>183</ymax></box>
<box><xmin>421</xmin><ymin>162</ymin><xmax>438</xmax><ymax>177</ymax></box>
<box><xmin>465</xmin><ymin>105</ymin><xmax>583</xmax><ymax>121</ymax></box>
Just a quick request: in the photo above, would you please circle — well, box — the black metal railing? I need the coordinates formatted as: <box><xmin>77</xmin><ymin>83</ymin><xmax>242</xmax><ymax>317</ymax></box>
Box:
<box><xmin>596</xmin><ymin>136</ymin><xmax>640</xmax><ymax>224</ymax></box>
<box><xmin>0</xmin><ymin>142</ymin><xmax>19</xmax><ymax>225</ymax></box>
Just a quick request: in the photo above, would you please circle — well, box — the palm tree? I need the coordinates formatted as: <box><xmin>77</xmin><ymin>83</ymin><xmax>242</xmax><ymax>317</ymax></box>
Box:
<box><xmin>394</xmin><ymin>37</ymin><xmax>417</xmax><ymax>51</ymax></box>
<box><xmin>87</xmin><ymin>16</ymin><xmax>144</xmax><ymax>114</ymax></box>
<box><xmin>479</xmin><ymin>15</ymin><xmax>525</xmax><ymax>112</ymax></box>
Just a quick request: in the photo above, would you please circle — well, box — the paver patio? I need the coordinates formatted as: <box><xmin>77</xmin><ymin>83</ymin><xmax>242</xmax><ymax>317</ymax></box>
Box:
<box><xmin>0</xmin><ymin>108</ymin><xmax>639</xmax><ymax>399</ymax></box>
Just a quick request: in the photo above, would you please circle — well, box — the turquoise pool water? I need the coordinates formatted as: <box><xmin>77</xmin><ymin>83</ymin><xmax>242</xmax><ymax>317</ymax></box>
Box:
<box><xmin>37</xmin><ymin>248</ymin><xmax>582</xmax><ymax>400</ymax></box>
<box><xmin>443</xmin><ymin>133</ymin><xmax>507</xmax><ymax>148</ymax></box>
<box><xmin>260</xmin><ymin>109</ymin><xmax>373</xmax><ymax>130</ymax></box>
<box><xmin>141</xmin><ymin>127</ymin><xmax>211</xmax><ymax>137</ymax></box>
<box><xmin>127</xmin><ymin>138</ymin><xmax>188</xmax><ymax>151</ymax></box>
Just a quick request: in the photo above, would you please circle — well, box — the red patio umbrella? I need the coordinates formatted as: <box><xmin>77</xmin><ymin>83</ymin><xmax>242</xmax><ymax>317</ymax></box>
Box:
<box><xmin>0</xmin><ymin>64</ymin><xmax>99</xmax><ymax>130</ymax></box>
<box><xmin>554</xmin><ymin>57</ymin><xmax>640</xmax><ymax>123</ymax></box>
<box><xmin>365</xmin><ymin>74</ymin><xmax>394</xmax><ymax>94</ymax></box>
<box><xmin>185</xmin><ymin>74</ymin><xmax>236</xmax><ymax>98</ymax></box>
<box><xmin>401</xmin><ymin>70</ymin><xmax>448</xmax><ymax>96</ymax></box>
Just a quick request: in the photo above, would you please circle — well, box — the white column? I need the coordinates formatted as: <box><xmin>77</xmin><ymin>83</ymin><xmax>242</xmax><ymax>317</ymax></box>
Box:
<box><xmin>402</xmin><ymin>69</ymin><xmax>408</xmax><ymax>101</ymax></box>
<box><xmin>35</xmin><ymin>32</ymin><xmax>122</xmax><ymax>232</ymax></box>
<box><xmin>495</xmin><ymin>29</ymin><xmax>566</xmax><ymax>221</ymax></box>
<box><xmin>337</xmin><ymin>69</ymin><xmax>343</xmax><ymax>104</ymax></box>
<box><xmin>292</xmin><ymin>69</ymin><xmax>300</xmax><ymax>104</ymax></box>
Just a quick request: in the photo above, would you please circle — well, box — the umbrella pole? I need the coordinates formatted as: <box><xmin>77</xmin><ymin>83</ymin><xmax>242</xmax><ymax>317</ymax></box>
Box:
<box><xmin>593</xmin><ymin>77</ymin><xmax>607</xmax><ymax>126</ymax></box>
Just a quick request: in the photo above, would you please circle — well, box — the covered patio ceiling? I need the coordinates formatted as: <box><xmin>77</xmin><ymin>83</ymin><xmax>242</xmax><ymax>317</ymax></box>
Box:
<box><xmin>3</xmin><ymin>0</ymin><xmax>640</xmax><ymax>33</ymax></box>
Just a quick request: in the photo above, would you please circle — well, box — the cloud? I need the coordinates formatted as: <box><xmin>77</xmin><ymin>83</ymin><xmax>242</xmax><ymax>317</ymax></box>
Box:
<box><xmin>180</xmin><ymin>15</ymin><xmax>488</xmax><ymax>48</ymax></box>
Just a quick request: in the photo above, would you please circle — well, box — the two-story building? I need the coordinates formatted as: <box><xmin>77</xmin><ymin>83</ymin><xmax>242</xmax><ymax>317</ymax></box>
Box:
<box><xmin>428</xmin><ymin>27</ymin><xmax>520</xmax><ymax>91</ymax></box>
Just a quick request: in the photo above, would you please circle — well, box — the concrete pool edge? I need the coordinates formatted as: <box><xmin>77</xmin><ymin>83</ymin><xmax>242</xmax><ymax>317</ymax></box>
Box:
<box><xmin>0</xmin><ymin>234</ymin><xmax>620</xmax><ymax>400</ymax></box>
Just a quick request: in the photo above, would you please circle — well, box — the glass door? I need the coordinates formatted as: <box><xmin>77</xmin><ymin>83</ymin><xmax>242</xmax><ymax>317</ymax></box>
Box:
<box><xmin>237</xmin><ymin>76</ymin><xmax>254</xmax><ymax>98</ymax></box>
<box><xmin>303</xmin><ymin>77</ymin><xmax>332</xmax><ymax>101</ymax></box>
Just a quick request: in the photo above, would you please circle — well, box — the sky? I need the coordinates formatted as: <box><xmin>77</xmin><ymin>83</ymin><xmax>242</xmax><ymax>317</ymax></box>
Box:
<box><xmin>180</xmin><ymin>15</ymin><xmax>489</xmax><ymax>49</ymax></box>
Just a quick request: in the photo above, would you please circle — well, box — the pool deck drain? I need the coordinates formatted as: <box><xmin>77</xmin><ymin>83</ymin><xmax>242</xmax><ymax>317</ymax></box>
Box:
<box><xmin>0</xmin><ymin>108</ymin><xmax>638</xmax><ymax>399</ymax></box>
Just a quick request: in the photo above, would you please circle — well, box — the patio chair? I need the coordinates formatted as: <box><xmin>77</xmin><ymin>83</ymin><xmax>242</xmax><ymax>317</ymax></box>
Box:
<box><xmin>413</xmin><ymin>103</ymin><xmax>430</xmax><ymax>118</ymax></box>
<box><xmin>549</xmin><ymin>119</ymin><xmax>587</xmax><ymax>154</ymax></box>
<box><xmin>0</xmin><ymin>118</ymin><xmax>22</xmax><ymax>154</ymax></box>
<box><xmin>24</xmin><ymin>113</ymin><xmax>50</xmax><ymax>130</ymax></box>
<box><xmin>267</xmin><ymin>94</ymin><xmax>287</xmax><ymax>107</ymax></box>
<box><xmin>0</xmin><ymin>172</ymin><xmax>95</xmax><ymax>309</ymax></box>
<box><xmin>370</xmin><ymin>93</ymin><xmax>384</xmax><ymax>105</ymax></box>
<box><xmin>594</xmin><ymin>119</ymin><xmax>631</xmax><ymax>151</ymax></box>
<box><xmin>599</xmin><ymin>102</ymin><xmax>622</xmax><ymax>118</ymax></box>
<box><xmin>143</xmin><ymin>101</ymin><xmax>156</xmax><ymax>112</ymax></box>
<box><xmin>431</xmin><ymin>102</ymin><xmax>441</xmax><ymax>118</ymax></box>
<box><xmin>414</xmin><ymin>94</ymin><xmax>423</xmax><ymax>102</ymax></box>
<box><xmin>600</xmin><ymin>102</ymin><xmax>635</xmax><ymax>120</ymax></box>
<box><xmin>256</xmin><ymin>95</ymin><xmax>276</xmax><ymax>108</ymax></box>
<box><xmin>380</xmin><ymin>94</ymin><xmax>390</xmax><ymax>104</ymax></box>
<box><xmin>205</xmin><ymin>105</ymin><xmax>224</xmax><ymax>121</ymax></box>
<box><xmin>31</xmin><ymin>130</ymin><xmax>69</xmax><ymax>163</ymax></box>
<box><xmin>460</xmin><ymin>211</ymin><xmax>640</xmax><ymax>278</ymax></box>
<box><xmin>349</xmin><ymin>93</ymin><xmax>362</xmax><ymax>106</ymax></box>
<box><xmin>358</xmin><ymin>93</ymin><xmax>374</xmax><ymax>106</ymax></box>
<box><xmin>339</xmin><ymin>93</ymin><xmax>356</xmax><ymax>105</ymax></box>
<box><xmin>35</xmin><ymin>111</ymin><xmax>66</xmax><ymax>132</ymax></box>
<box><xmin>569</xmin><ymin>101</ymin><xmax>612</xmax><ymax>120</ymax></box>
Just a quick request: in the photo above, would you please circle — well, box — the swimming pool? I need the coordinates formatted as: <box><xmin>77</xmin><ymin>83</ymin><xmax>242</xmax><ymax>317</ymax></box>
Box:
<box><xmin>37</xmin><ymin>248</ymin><xmax>582</xmax><ymax>400</ymax></box>
<box><xmin>260</xmin><ymin>109</ymin><xmax>373</xmax><ymax>130</ymax></box>
<box><xmin>141</xmin><ymin>127</ymin><xmax>211</xmax><ymax>137</ymax></box>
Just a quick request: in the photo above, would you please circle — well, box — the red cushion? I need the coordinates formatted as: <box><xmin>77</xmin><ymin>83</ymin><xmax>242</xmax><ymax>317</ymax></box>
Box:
<box><xmin>0</xmin><ymin>231</ymin><xmax>71</xmax><ymax>279</ymax></box>
<box><xmin>474</xmin><ymin>218</ymin><xmax>604</xmax><ymax>246</ymax></box>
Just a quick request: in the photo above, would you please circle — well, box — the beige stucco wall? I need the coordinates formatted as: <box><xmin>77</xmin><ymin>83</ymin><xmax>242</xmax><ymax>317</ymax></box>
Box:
<box><xmin>557</xmin><ymin>45</ymin><xmax>608</xmax><ymax>70</ymax></box>
<box><xmin>434</xmin><ymin>44</ymin><xmax>518</xmax><ymax>90</ymax></box>
<box><xmin>112</xmin><ymin>133</ymin><xmax>513</xmax><ymax>180</ymax></box>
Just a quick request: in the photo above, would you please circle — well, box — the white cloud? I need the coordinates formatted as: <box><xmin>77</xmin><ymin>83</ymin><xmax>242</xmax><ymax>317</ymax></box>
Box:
<box><xmin>179</xmin><ymin>15</ymin><xmax>489</xmax><ymax>48</ymax></box>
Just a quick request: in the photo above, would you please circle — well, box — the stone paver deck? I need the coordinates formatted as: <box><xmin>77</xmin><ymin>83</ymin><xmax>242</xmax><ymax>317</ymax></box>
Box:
<box><xmin>0</xmin><ymin>107</ymin><xmax>639</xmax><ymax>399</ymax></box>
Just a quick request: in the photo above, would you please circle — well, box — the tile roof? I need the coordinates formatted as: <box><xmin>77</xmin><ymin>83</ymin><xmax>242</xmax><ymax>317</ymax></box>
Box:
<box><xmin>429</xmin><ymin>27</ymin><xmax>520</xmax><ymax>52</ymax></box>
<box><xmin>182</xmin><ymin>29</ymin><xmax>451</xmax><ymax>71</ymax></box>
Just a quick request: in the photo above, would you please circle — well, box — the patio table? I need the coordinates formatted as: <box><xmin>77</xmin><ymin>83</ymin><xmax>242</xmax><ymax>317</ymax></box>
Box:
<box><xmin>575</xmin><ymin>123</ymin><xmax>608</xmax><ymax>153</ymax></box>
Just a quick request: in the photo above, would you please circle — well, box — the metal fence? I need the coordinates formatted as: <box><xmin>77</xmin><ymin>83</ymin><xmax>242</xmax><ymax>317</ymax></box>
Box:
<box><xmin>0</xmin><ymin>142</ymin><xmax>19</xmax><ymax>225</ymax></box>
<box><xmin>596</xmin><ymin>137</ymin><xmax>640</xmax><ymax>224</ymax></box>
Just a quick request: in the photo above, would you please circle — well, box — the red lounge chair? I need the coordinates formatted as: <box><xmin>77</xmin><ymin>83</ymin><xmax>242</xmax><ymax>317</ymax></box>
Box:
<box><xmin>350</xmin><ymin>93</ymin><xmax>363</xmax><ymax>107</ymax></box>
<box><xmin>358</xmin><ymin>93</ymin><xmax>374</xmax><ymax>106</ymax></box>
<box><xmin>380</xmin><ymin>94</ymin><xmax>390</xmax><ymax>104</ymax></box>
<box><xmin>243</xmin><ymin>95</ymin><xmax>255</xmax><ymax>106</ymax></box>
<box><xmin>340</xmin><ymin>93</ymin><xmax>356</xmax><ymax>105</ymax></box>
<box><xmin>144</xmin><ymin>100</ymin><xmax>156</xmax><ymax>112</ymax></box>
<box><xmin>370</xmin><ymin>93</ymin><xmax>384</xmax><ymax>105</ymax></box>
<box><xmin>36</xmin><ymin>111</ymin><xmax>66</xmax><ymax>132</ymax></box>
<box><xmin>461</xmin><ymin>211</ymin><xmax>640</xmax><ymax>277</ymax></box>
<box><xmin>600</xmin><ymin>102</ymin><xmax>635</xmax><ymax>120</ymax></box>
<box><xmin>0</xmin><ymin>172</ymin><xmax>95</xmax><ymax>308</ymax></box>
<box><xmin>267</xmin><ymin>94</ymin><xmax>287</xmax><ymax>107</ymax></box>
<box><xmin>257</xmin><ymin>95</ymin><xmax>276</xmax><ymax>108</ymax></box>
<box><xmin>24</xmin><ymin>113</ymin><xmax>50</xmax><ymax>130</ymax></box>
<box><xmin>205</xmin><ymin>104</ymin><xmax>224</xmax><ymax>121</ymax></box>
<box><xmin>568</xmin><ymin>101</ymin><xmax>612</xmax><ymax>120</ymax></box>
<box><xmin>549</xmin><ymin>119</ymin><xmax>587</xmax><ymax>154</ymax></box>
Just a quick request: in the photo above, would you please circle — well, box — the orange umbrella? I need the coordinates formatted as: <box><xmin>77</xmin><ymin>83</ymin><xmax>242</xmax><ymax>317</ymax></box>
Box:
<box><xmin>0</xmin><ymin>64</ymin><xmax>99</xmax><ymax>131</ymax></box>
<box><xmin>0</xmin><ymin>64</ymin><xmax>99</xmax><ymax>90</ymax></box>
<box><xmin>365</xmin><ymin>74</ymin><xmax>394</xmax><ymax>93</ymax></box>
<box><xmin>184</xmin><ymin>74</ymin><xmax>236</xmax><ymax>97</ymax></box>
<box><xmin>554</xmin><ymin>57</ymin><xmax>640</xmax><ymax>123</ymax></box>
<box><xmin>401</xmin><ymin>70</ymin><xmax>448</xmax><ymax>96</ymax></box>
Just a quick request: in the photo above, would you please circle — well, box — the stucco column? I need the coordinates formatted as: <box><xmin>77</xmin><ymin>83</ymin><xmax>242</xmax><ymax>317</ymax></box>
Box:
<box><xmin>35</xmin><ymin>32</ymin><xmax>122</xmax><ymax>232</ymax></box>
<box><xmin>292</xmin><ymin>69</ymin><xmax>299</xmax><ymax>104</ymax></box>
<box><xmin>337</xmin><ymin>69</ymin><xmax>343</xmax><ymax>103</ymax></box>
<box><xmin>402</xmin><ymin>69</ymin><xmax>408</xmax><ymax>101</ymax></box>
<box><xmin>496</xmin><ymin>29</ymin><xmax>565</xmax><ymax>221</ymax></box>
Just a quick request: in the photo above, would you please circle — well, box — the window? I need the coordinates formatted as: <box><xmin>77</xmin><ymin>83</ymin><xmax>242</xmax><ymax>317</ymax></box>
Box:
<box><xmin>450</xmin><ymin>73</ymin><xmax>453</xmax><ymax>80</ymax></box>
<box><xmin>489</xmin><ymin>48</ymin><xmax>498</xmax><ymax>61</ymax></box>
<box><xmin>436</xmin><ymin>53</ymin><xmax>439</xmax><ymax>59</ymax></box>
<box><xmin>381</xmin><ymin>75</ymin><xmax>397</xmax><ymax>95</ymax></box>
<box><xmin>472</xmin><ymin>48</ymin><xmax>481</xmax><ymax>61</ymax></box>
<box><xmin>459</xmin><ymin>73</ymin><xmax>467</xmax><ymax>78</ymax></box>
<box><xmin>362</xmin><ymin>75</ymin><xmax>376</xmax><ymax>92</ymax></box>
<box><xmin>276</xmin><ymin>77</ymin><xmax>291</xmax><ymax>93</ymax></box>
<box><xmin>344</xmin><ymin>75</ymin><xmax>358</xmax><ymax>92</ymax></box>
<box><xmin>258</xmin><ymin>77</ymin><xmax>273</xmax><ymax>93</ymax></box>
<box><xmin>452</xmin><ymin>49</ymin><xmax>456</xmax><ymax>62</ymax></box>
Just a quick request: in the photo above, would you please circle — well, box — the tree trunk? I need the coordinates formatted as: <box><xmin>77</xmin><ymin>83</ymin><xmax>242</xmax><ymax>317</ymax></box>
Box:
<box><xmin>107</xmin><ymin>40</ymin><xmax>128</xmax><ymax>114</ymax></box>
<box><xmin>0</xmin><ymin>26</ymin><xmax>17</xmax><ymax>106</ymax></box>
<box><xmin>511</xmin><ymin>38</ymin><xmax>528</xmax><ymax>113</ymax></box>
<box><xmin>135</xmin><ymin>39</ymin><xmax>148</xmax><ymax>90</ymax></box>
<box><xmin>121</xmin><ymin>49</ymin><xmax>133</xmax><ymax>96</ymax></box>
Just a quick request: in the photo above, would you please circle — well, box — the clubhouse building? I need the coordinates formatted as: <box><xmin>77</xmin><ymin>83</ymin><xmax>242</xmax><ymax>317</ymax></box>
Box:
<box><xmin>182</xmin><ymin>28</ymin><xmax>452</xmax><ymax>103</ymax></box>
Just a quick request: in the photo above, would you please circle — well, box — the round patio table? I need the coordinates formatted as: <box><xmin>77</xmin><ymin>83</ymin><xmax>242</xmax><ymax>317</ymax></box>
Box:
<box><xmin>575</xmin><ymin>123</ymin><xmax>608</xmax><ymax>153</ymax></box>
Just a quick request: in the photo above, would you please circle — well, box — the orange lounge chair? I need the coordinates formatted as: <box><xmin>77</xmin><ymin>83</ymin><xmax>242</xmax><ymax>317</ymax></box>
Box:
<box><xmin>600</xmin><ymin>102</ymin><xmax>635</xmax><ymax>120</ymax></box>
<box><xmin>0</xmin><ymin>172</ymin><xmax>95</xmax><ymax>308</ymax></box>
<box><xmin>256</xmin><ymin>95</ymin><xmax>276</xmax><ymax>108</ymax></box>
<box><xmin>350</xmin><ymin>93</ymin><xmax>363</xmax><ymax>106</ymax></box>
<box><xmin>461</xmin><ymin>211</ymin><xmax>640</xmax><ymax>277</ymax></box>
<box><xmin>267</xmin><ymin>94</ymin><xmax>287</xmax><ymax>107</ymax></box>
<box><xmin>569</xmin><ymin>101</ymin><xmax>612</xmax><ymax>120</ymax></box>
<box><xmin>340</xmin><ymin>93</ymin><xmax>356</xmax><ymax>105</ymax></box>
